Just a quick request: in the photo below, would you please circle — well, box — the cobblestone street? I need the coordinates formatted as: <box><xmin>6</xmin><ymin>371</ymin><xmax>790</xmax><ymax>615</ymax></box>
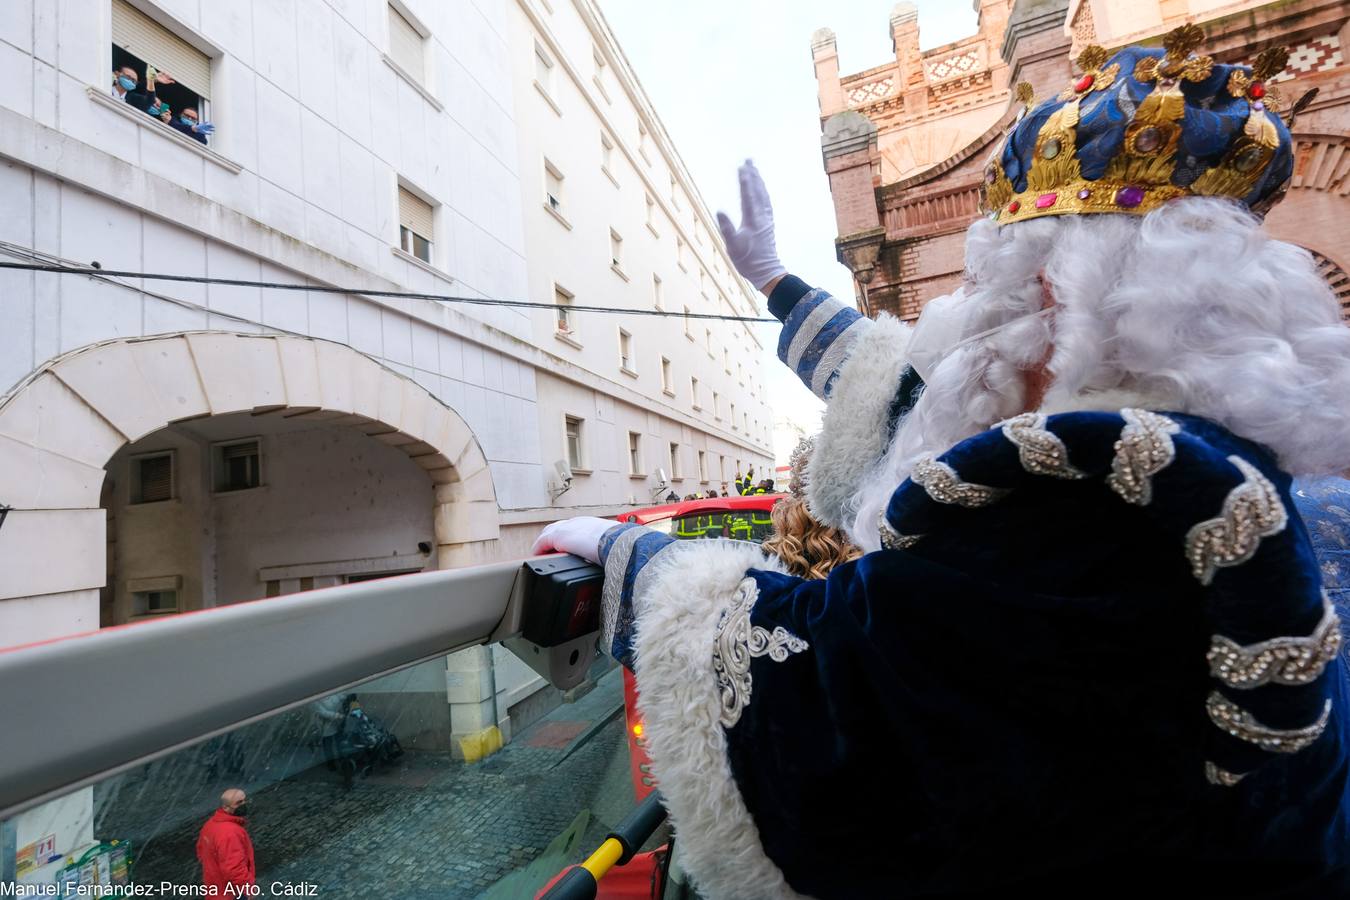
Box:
<box><xmin>102</xmin><ymin>671</ymin><xmax>636</xmax><ymax>899</ymax></box>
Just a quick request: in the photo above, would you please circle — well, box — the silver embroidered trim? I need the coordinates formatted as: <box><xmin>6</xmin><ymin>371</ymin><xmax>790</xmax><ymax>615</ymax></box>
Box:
<box><xmin>911</xmin><ymin>455</ymin><xmax>1009</xmax><ymax>508</ymax></box>
<box><xmin>1208</xmin><ymin>594</ymin><xmax>1343</xmax><ymax>689</ymax></box>
<box><xmin>1184</xmin><ymin>456</ymin><xmax>1288</xmax><ymax>586</ymax></box>
<box><xmin>877</xmin><ymin>510</ymin><xmax>922</xmax><ymax>550</ymax></box>
<box><xmin>1205</xmin><ymin>761</ymin><xmax>1248</xmax><ymax>787</ymax></box>
<box><xmin>784</xmin><ymin>292</ymin><xmax>839</xmax><ymax>370</ymax></box>
<box><xmin>713</xmin><ymin>577</ymin><xmax>809</xmax><ymax>728</ymax></box>
<box><xmin>1106</xmin><ymin>408</ymin><xmax>1180</xmax><ymax>506</ymax></box>
<box><xmin>1205</xmin><ymin>692</ymin><xmax>1331</xmax><ymax>753</ymax></box>
<box><xmin>999</xmin><ymin>413</ymin><xmax>1087</xmax><ymax>479</ymax></box>
<box><xmin>600</xmin><ymin>527</ymin><xmax>646</xmax><ymax>655</ymax></box>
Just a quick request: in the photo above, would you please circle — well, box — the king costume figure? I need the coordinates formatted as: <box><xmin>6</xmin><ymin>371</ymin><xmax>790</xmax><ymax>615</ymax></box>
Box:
<box><xmin>535</xmin><ymin>27</ymin><xmax>1350</xmax><ymax>898</ymax></box>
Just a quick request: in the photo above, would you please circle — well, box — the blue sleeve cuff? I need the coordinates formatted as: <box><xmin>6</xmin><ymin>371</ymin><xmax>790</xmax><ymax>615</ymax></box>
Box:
<box><xmin>777</xmin><ymin>288</ymin><xmax>871</xmax><ymax>400</ymax></box>
<box><xmin>599</xmin><ymin>524</ymin><xmax>676</xmax><ymax>668</ymax></box>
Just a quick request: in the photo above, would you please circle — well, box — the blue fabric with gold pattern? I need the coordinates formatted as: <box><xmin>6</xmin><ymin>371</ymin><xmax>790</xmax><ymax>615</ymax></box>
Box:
<box><xmin>986</xmin><ymin>28</ymin><xmax>1297</xmax><ymax>226</ymax></box>
<box><xmin>1294</xmin><ymin>477</ymin><xmax>1350</xmax><ymax>610</ymax></box>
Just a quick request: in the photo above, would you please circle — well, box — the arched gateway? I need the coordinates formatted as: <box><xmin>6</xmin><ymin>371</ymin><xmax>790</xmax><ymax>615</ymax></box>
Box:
<box><xmin>0</xmin><ymin>332</ymin><xmax>498</xmax><ymax>646</ymax></box>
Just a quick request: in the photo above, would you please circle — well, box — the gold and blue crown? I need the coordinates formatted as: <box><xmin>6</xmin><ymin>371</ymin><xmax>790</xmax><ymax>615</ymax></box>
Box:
<box><xmin>981</xmin><ymin>25</ymin><xmax>1301</xmax><ymax>225</ymax></box>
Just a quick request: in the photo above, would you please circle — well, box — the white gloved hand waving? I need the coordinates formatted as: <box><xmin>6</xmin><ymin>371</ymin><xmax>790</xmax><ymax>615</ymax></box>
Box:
<box><xmin>716</xmin><ymin>160</ymin><xmax>787</xmax><ymax>292</ymax></box>
<box><xmin>530</xmin><ymin>516</ymin><xmax>616</xmax><ymax>565</ymax></box>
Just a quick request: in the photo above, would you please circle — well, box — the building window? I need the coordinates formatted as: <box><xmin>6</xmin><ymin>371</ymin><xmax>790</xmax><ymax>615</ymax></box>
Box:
<box><xmin>705</xmin><ymin>328</ymin><xmax>712</xmax><ymax>355</ymax></box>
<box><xmin>690</xmin><ymin>375</ymin><xmax>700</xmax><ymax>409</ymax></box>
<box><xmin>628</xmin><ymin>431</ymin><xmax>643</xmax><ymax>475</ymax></box>
<box><xmin>213</xmin><ymin>439</ymin><xmax>261</xmax><ymax>492</ymax></box>
<box><xmin>544</xmin><ymin>160</ymin><xmax>564</xmax><ymax>215</ymax></box>
<box><xmin>398</xmin><ymin>186</ymin><xmax>434</xmax><ymax>264</ymax></box>
<box><xmin>638</xmin><ymin>121</ymin><xmax>651</xmax><ymax>163</ymax></box>
<box><xmin>743</xmin><ymin>412</ymin><xmax>749</xmax><ymax>433</ymax></box>
<box><xmin>669</xmin><ymin>442</ymin><xmax>681</xmax><ymax>479</ymax></box>
<box><xmin>713</xmin><ymin>391</ymin><xmax>721</xmax><ymax>419</ymax></box>
<box><xmin>723</xmin><ymin>348</ymin><xmax>731</xmax><ymax>373</ymax></box>
<box><xmin>661</xmin><ymin>357</ymin><xmax>672</xmax><ymax>394</ymax></box>
<box><xmin>132</xmin><ymin>451</ymin><xmax>173</xmax><ymax>504</ymax></box>
<box><xmin>652</xmin><ymin>273</ymin><xmax>663</xmax><ymax>309</ymax></box>
<box><xmin>111</xmin><ymin>0</ymin><xmax>212</xmax><ymax>144</ymax></box>
<box><xmin>676</xmin><ymin>235</ymin><xmax>686</xmax><ymax>271</ymax></box>
<box><xmin>554</xmin><ymin>285</ymin><xmax>575</xmax><ymax>334</ymax></box>
<box><xmin>610</xmin><ymin>229</ymin><xmax>624</xmax><ymax>272</ymax></box>
<box><xmin>719</xmin><ymin>455</ymin><xmax>727</xmax><ymax>482</ymax></box>
<box><xmin>645</xmin><ymin>193</ymin><xmax>656</xmax><ymax>232</ymax></box>
<box><xmin>387</xmin><ymin>3</ymin><xmax>426</xmax><ymax>83</ymax></box>
<box><xmin>600</xmin><ymin>132</ymin><xmax>614</xmax><ymax>178</ymax></box>
<box><xmin>619</xmin><ymin>329</ymin><xmax>634</xmax><ymax>372</ymax></box>
<box><xmin>593</xmin><ymin>46</ymin><xmax>611</xmax><ymax>102</ymax></box>
<box><xmin>737</xmin><ymin>361</ymin><xmax>743</xmax><ymax>384</ymax></box>
<box><xmin>698</xmin><ymin>450</ymin><xmax>708</xmax><ymax>483</ymax></box>
<box><xmin>134</xmin><ymin>589</ymin><xmax>179</xmax><ymax>615</ymax></box>
<box><xmin>731</xmin><ymin>401</ymin><xmax>737</xmax><ymax>429</ymax></box>
<box><xmin>683</xmin><ymin>305</ymin><xmax>692</xmax><ymax>338</ymax></box>
<box><xmin>669</xmin><ymin>173</ymin><xmax>679</xmax><ymax>208</ymax></box>
<box><xmin>565</xmin><ymin>415</ymin><xmax>585</xmax><ymax>470</ymax></box>
<box><xmin>534</xmin><ymin>42</ymin><xmax>554</xmax><ymax>97</ymax></box>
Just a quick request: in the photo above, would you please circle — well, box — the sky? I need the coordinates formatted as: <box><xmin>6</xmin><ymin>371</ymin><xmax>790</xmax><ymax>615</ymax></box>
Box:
<box><xmin>597</xmin><ymin>0</ymin><xmax>979</xmax><ymax>456</ymax></box>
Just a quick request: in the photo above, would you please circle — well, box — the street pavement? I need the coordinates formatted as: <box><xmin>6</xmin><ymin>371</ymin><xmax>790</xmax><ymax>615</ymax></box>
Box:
<box><xmin>102</xmin><ymin>668</ymin><xmax>636</xmax><ymax>899</ymax></box>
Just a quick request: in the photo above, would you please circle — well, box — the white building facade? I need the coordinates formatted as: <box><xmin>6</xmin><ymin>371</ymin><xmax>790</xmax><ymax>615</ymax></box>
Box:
<box><xmin>510</xmin><ymin>0</ymin><xmax>775</xmax><ymax>509</ymax></box>
<box><xmin>0</xmin><ymin>0</ymin><xmax>770</xmax><ymax>748</ymax></box>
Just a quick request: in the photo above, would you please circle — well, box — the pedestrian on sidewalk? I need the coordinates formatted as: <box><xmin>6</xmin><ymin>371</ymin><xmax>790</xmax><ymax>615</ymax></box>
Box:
<box><xmin>196</xmin><ymin>788</ymin><xmax>256</xmax><ymax>894</ymax></box>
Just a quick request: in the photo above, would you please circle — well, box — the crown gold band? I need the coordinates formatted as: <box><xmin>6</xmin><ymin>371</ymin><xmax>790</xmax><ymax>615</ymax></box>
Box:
<box><xmin>995</xmin><ymin>180</ymin><xmax>1190</xmax><ymax>225</ymax></box>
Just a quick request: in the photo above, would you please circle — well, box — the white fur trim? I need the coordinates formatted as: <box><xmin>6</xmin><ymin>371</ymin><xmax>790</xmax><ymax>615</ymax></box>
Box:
<box><xmin>808</xmin><ymin>314</ymin><xmax>913</xmax><ymax>530</ymax></box>
<box><xmin>630</xmin><ymin>541</ymin><xmax>808</xmax><ymax>900</ymax></box>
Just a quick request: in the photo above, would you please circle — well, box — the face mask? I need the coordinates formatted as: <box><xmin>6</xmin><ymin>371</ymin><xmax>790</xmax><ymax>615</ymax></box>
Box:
<box><xmin>180</xmin><ymin>117</ymin><xmax>196</xmax><ymax>127</ymax></box>
<box><xmin>149</xmin><ymin>104</ymin><xmax>162</xmax><ymax>115</ymax></box>
<box><xmin>117</xmin><ymin>76</ymin><xmax>136</xmax><ymax>91</ymax></box>
<box><xmin>231</xmin><ymin>803</ymin><xmax>249</xmax><ymax>818</ymax></box>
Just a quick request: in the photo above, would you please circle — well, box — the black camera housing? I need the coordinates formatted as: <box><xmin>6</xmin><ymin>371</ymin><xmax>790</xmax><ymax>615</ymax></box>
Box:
<box><xmin>520</xmin><ymin>555</ymin><xmax>605</xmax><ymax>647</ymax></box>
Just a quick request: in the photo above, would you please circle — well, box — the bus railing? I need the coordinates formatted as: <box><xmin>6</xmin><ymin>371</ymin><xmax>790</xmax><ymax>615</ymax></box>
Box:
<box><xmin>0</xmin><ymin>558</ymin><xmax>595</xmax><ymax>821</ymax></box>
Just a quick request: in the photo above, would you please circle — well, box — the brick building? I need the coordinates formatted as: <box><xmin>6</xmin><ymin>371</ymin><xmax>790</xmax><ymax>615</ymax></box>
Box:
<box><xmin>812</xmin><ymin>0</ymin><xmax>1350</xmax><ymax>322</ymax></box>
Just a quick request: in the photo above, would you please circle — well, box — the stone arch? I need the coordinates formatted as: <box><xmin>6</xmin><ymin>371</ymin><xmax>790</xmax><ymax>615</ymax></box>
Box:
<box><xmin>0</xmin><ymin>332</ymin><xmax>497</xmax><ymax>642</ymax></box>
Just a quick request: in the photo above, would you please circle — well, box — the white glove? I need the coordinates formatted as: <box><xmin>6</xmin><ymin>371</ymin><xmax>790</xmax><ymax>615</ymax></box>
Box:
<box><xmin>716</xmin><ymin>160</ymin><xmax>787</xmax><ymax>291</ymax></box>
<box><xmin>530</xmin><ymin>516</ymin><xmax>616</xmax><ymax>564</ymax></box>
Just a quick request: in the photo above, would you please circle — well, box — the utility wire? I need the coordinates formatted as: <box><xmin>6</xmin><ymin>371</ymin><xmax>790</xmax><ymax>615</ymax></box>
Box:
<box><xmin>0</xmin><ymin>258</ymin><xmax>779</xmax><ymax>324</ymax></box>
<box><xmin>0</xmin><ymin>243</ymin><xmax>311</xmax><ymax>338</ymax></box>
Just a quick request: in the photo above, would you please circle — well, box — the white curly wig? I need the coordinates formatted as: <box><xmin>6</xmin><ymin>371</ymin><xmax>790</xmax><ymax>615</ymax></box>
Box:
<box><xmin>848</xmin><ymin>196</ymin><xmax>1350</xmax><ymax>552</ymax></box>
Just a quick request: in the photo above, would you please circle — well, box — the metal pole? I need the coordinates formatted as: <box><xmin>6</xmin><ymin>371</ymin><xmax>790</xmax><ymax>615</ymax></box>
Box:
<box><xmin>541</xmin><ymin>792</ymin><xmax>668</xmax><ymax>900</ymax></box>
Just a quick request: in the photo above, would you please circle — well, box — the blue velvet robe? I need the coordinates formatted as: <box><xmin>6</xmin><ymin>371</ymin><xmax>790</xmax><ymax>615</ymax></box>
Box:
<box><xmin>600</xmin><ymin>413</ymin><xmax>1350</xmax><ymax>898</ymax></box>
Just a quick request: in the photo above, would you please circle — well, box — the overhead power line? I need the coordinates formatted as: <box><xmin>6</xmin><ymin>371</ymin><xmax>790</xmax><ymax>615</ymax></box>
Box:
<box><xmin>0</xmin><ymin>259</ymin><xmax>779</xmax><ymax>324</ymax></box>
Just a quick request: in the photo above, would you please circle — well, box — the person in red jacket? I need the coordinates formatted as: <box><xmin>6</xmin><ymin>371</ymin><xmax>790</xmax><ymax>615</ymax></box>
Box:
<box><xmin>195</xmin><ymin>789</ymin><xmax>255</xmax><ymax>892</ymax></box>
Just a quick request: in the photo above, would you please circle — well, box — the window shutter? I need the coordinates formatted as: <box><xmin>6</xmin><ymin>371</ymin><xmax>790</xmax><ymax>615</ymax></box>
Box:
<box><xmin>387</xmin><ymin>5</ymin><xmax>424</xmax><ymax>80</ymax></box>
<box><xmin>111</xmin><ymin>0</ymin><xmax>212</xmax><ymax>99</ymax></box>
<box><xmin>138</xmin><ymin>455</ymin><xmax>172</xmax><ymax>503</ymax></box>
<box><xmin>398</xmin><ymin>187</ymin><xmax>434</xmax><ymax>241</ymax></box>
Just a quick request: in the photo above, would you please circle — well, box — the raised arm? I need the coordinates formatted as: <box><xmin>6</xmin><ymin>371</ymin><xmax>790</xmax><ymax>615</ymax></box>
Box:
<box><xmin>716</xmin><ymin>160</ymin><xmax>919</xmax><ymax>530</ymax></box>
